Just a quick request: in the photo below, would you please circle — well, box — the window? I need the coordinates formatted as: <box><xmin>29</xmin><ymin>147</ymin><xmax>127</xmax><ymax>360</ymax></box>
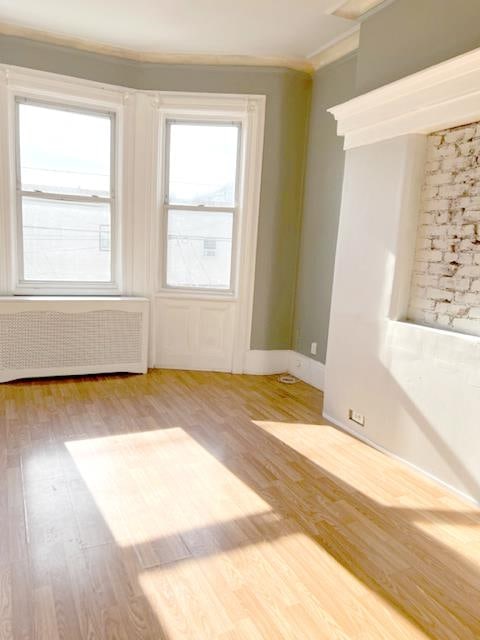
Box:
<box><xmin>15</xmin><ymin>99</ymin><xmax>116</xmax><ymax>289</ymax></box>
<box><xmin>163</xmin><ymin>121</ymin><xmax>241</xmax><ymax>291</ymax></box>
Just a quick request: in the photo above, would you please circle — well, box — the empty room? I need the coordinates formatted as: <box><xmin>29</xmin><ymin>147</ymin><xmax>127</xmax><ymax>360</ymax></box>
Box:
<box><xmin>1</xmin><ymin>0</ymin><xmax>480</xmax><ymax>638</ymax></box>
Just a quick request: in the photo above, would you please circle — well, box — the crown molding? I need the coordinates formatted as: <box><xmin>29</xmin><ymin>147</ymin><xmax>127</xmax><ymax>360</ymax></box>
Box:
<box><xmin>328</xmin><ymin>0</ymin><xmax>386</xmax><ymax>20</ymax></box>
<box><xmin>308</xmin><ymin>27</ymin><xmax>359</xmax><ymax>71</ymax></box>
<box><xmin>0</xmin><ymin>21</ymin><xmax>315</xmax><ymax>74</ymax></box>
<box><xmin>329</xmin><ymin>45</ymin><xmax>480</xmax><ymax>149</ymax></box>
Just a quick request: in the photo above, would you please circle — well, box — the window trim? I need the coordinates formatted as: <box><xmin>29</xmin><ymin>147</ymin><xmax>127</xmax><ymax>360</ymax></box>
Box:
<box><xmin>13</xmin><ymin>96</ymin><xmax>120</xmax><ymax>295</ymax></box>
<box><xmin>161</xmin><ymin>118</ymin><xmax>243</xmax><ymax>295</ymax></box>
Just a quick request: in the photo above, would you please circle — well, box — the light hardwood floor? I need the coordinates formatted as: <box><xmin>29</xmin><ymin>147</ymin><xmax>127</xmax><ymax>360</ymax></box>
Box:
<box><xmin>1</xmin><ymin>369</ymin><xmax>479</xmax><ymax>639</ymax></box>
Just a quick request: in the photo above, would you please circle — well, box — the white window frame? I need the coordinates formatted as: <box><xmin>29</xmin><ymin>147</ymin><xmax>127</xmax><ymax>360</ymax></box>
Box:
<box><xmin>0</xmin><ymin>67</ymin><xmax>127</xmax><ymax>296</ymax></box>
<box><xmin>14</xmin><ymin>97</ymin><xmax>117</xmax><ymax>293</ymax></box>
<box><xmin>162</xmin><ymin>118</ymin><xmax>242</xmax><ymax>294</ymax></box>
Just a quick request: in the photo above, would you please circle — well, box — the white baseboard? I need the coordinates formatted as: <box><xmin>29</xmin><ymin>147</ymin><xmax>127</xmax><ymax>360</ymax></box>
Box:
<box><xmin>324</xmin><ymin>412</ymin><xmax>480</xmax><ymax>507</ymax></box>
<box><xmin>243</xmin><ymin>349</ymin><xmax>291</xmax><ymax>375</ymax></box>
<box><xmin>288</xmin><ymin>351</ymin><xmax>325</xmax><ymax>391</ymax></box>
<box><xmin>243</xmin><ymin>349</ymin><xmax>325</xmax><ymax>391</ymax></box>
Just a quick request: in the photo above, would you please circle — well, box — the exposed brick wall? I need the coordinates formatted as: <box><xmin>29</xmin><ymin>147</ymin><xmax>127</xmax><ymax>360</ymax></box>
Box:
<box><xmin>407</xmin><ymin>121</ymin><xmax>480</xmax><ymax>336</ymax></box>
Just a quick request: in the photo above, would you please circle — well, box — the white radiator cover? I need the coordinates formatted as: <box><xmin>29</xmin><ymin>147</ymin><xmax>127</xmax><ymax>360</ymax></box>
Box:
<box><xmin>0</xmin><ymin>297</ymin><xmax>149</xmax><ymax>382</ymax></box>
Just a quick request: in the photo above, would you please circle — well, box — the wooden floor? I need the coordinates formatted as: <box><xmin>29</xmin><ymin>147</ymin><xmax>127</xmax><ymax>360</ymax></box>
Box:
<box><xmin>1</xmin><ymin>370</ymin><xmax>480</xmax><ymax>639</ymax></box>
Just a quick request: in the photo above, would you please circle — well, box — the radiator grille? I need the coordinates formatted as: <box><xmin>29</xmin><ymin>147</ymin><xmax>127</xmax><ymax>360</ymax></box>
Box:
<box><xmin>0</xmin><ymin>310</ymin><xmax>143</xmax><ymax>371</ymax></box>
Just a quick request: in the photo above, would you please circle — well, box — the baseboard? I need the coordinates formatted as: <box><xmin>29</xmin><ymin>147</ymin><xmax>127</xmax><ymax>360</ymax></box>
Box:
<box><xmin>324</xmin><ymin>412</ymin><xmax>480</xmax><ymax>507</ymax></box>
<box><xmin>288</xmin><ymin>351</ymin><xmax>325</xmax><ymax>391</ymax></box>
<box><xmin>243</xmin><ymin>350</ymin><xmax>291</xmax><ymax>375</ymax></box>
<box><xmin>243</xmin><ymin>349</ymin><xmax>325</xmax><ymax>390</ymax></box>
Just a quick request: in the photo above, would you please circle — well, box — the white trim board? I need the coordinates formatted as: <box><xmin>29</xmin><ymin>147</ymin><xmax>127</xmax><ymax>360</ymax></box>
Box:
<box><xmin>243</xmin><ymin>349</ymin><xmax>325</xmax><ymax>391</ymax></box>
<box><xmin>328</xmin><ymin>44</ymin><xmax>480</xmax><ymax>149</ymax></box>
<box><xmin>288</xmin><ymin>351</ymin><xmax>325</xmax><ymax>391</ymax></box>
<box><xmin>324</xmin><ymin>412</ymin><xmax>480</xmax><ymax>507</ymax></box>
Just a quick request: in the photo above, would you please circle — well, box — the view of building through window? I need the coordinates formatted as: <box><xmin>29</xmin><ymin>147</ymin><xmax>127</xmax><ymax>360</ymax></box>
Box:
<box><xmin>17</xmin><ymin>101</ymin><xmax>113</xmax><ymax>283</ymax></box>
<box><xmin>165</xmin><ymin>121</ymin><xmax>240</xmax><ymax>290</ymax></box>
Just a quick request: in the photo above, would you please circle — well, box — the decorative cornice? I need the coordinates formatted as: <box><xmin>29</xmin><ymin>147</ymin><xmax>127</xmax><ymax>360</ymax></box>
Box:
<box><xmin>0</xmin><ymin>21</ymin><xmax>314</xmax><ymax>74</ymax></box>
<box><xmin>329</xmin><ymin>0</ymin><xmax>387</xmax><ymax>20</ymax></box>
<box><xmin>308</xmin><ymin>28</ymin><xmax>359</xmax><ymax>71</ymax></box>
<box><xmin>329</xmin><ymin>46</ymin><xmax>480</xmax><ymax>149</ymax></box>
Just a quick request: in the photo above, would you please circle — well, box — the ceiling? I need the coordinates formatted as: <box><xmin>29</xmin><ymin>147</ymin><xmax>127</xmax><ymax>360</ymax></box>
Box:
<box><xmin>0</xmin><ymin>0</ymin><xmax>385</xmax><ymax>70</ymax></box>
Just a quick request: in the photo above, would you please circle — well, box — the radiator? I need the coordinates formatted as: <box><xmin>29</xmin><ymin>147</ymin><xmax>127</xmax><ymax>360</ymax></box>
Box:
<box><xmin>0</xmin><ymin>297</ymin><xmax>149</xmax><ymax>382</ymax></box>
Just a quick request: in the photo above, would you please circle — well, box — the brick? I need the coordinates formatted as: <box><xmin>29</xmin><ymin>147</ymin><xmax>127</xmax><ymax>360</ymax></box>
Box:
<box><xmin>439</xmin><ymin>184</ymin><xmax>466</xmax><ymax>198</ymax></box>
<box><xmin>458</xmin><ymin>253</ymin><xmax>474</xmax><ymax>265</ymax></box>
<box><xmin>458</xmin><ymin>140</ymin><xmax>480</xmax><ymax>156</ymax></box>
<box><xmin>435</xmin><ymin>302</ymin><xmax>465</xmax><ymax>315</ymax></box>
<box><xmin>455</xmin><ymin>292</ymin><xmax>480</xmax><ymax>304</ymax></box>
<box><xmin>423</xmin><ymin>198</ymin><xmax>450</xmax><ymax>212</ymax></box>
<box><xmin>469</xmin><ymin>307</ymin><xmax>480</xmax><ymax>319</ymax></box>
<box><xmin>437</xmin><ymin>314</ymin><xmax>452</xmax><ymax>327</ymax></box>
<box><xmin>463</xmin><ymin>210</ymin><xmax>480</xmax><ymax>222</ymax></box>
<box><xmin>416</xmin><ymin>249</ymin><xmax>442</xmax><ymax>262</ymax></box>
<box><xmin>426</xmin><ymin>288</ymin><xmax>454</xmax><ymax>301</ymax></box>
<box><xmin>429</xmin><ymin>263</ymin><xmax>456</xmax><ymax>276</ymax></box>
<box><xmin>409</xmin><ymin>297</ymin><xmax>436</xmax><ymax>312</ymax></box>
<box><xmin>443</xmin><ymin>156</ymin><xmax>474</xmax><ymax>172</ymax></box>
<box><xmin>432</xmin><ymin>238</ymin><xmax>448</xmax><ymax>250</ymax></box>
<box><xmin>413</xmin><ymin>274</ymin><xmax>438</xmax><ymax>288</ymax></box>
<box><xmin>471</xmin><ymin>280</ymin><xmax>480</xmax><ymax>292</ymax></box>
<box><xmin>456</xmin><ymin>196</ymin><xmax>480</xmax><ymax>209</ymax></box>
<box><xmin>414</xmin><ymin>261</ymin><xmax>428</xmax><ymax>273</ymax></box>
<box><xmin>444</xmin><ymin>127</ymin><xmax>475</xmax><ymax>144</ymax></box>
<box><xmin>438</xmin><ymin>277</ymin><xmax>470</xmax><ymax>292</ymax></box>
<box><xmin>428</xmin><ymin>144</ymin><xmax>456</xmax><ymax>161</ymax></box>
<box><xmin>422</xmin><ymin>186</ymin><xmax>439</xmax><ymax>200</ymax></box>
<box><xmin>456</xmin><ymin>265</ymin><xmax>480</xmax><ymax>277</ymax></box>
<box><xmin>425</xmin><ymin>173</ymin><xmax>453</xmax><ymax>187</ymax></box>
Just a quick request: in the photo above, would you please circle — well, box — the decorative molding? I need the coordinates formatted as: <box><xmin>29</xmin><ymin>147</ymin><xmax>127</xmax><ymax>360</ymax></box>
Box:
<box><xmin>324</xmin><ymin>412</ymin><xmax>480</xmax><ymax>506</ymax></box>
<box><xmin>329</xmin><ymin>45</ymin><xmax>480</xmax><ymax>149</ymax></box>
<box><xmin>0</xmin><ymin>21</ymin><xmax>313</xmax><ymax>74</ymax></box>
<box><xmin>329</xmin><ymin>0</ymin><xmax>387</xmax><ymax>20</ymax></box>
<box><xmin>308</xmin><ymin>28</ymin><xmax>359</xmax><ymax>71</ymax></box>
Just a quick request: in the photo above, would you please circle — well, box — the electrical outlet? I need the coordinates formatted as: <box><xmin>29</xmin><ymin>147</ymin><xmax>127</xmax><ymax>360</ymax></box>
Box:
<box><xmin>349</xmin><ymin>409</ymin><xmax>365</xmax><ymax>427</ymax></box>
<box><xmin>310</xmin><ymin>342</ymin><xmax>317</xmax><ymax>356</ymax></box>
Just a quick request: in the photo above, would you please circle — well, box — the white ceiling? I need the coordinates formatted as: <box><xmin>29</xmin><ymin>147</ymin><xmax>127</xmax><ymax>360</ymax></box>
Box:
<box><xmin>0</xmin><ymin>0</ymin><xmax>358</xmax><ymax>64</ymax></box>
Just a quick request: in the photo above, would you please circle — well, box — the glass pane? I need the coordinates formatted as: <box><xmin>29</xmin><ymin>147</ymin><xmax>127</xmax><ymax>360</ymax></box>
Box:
<box><xmin>166</xmin><ymin>210</ymin><xmax>233</xmax><ymax>289</ymax></box>
<box><xmin>22</xmin><ymin>197</ymin><xmax>111</xmax><ymax>282</ymax></box>
<box><xmin>168</xmin><ymin>123</ymin><xmax>239</xmax><ymax>206</ymax></box>
<box><xmin>18</xmin><ymin>102</ymin><xmax>111</xmax><ymax>197</ymax></box>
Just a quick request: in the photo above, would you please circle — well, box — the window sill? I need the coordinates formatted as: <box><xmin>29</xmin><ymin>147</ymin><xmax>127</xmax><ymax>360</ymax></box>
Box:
<box><xmin>1</xmin><ymin>295</ymin><xmax>149</xmax><ymax>302</ymax></box>
<box><xmin>155</xmin><ymin>289</ymin><xmax>238</xmax><ymax>302</ymax></box>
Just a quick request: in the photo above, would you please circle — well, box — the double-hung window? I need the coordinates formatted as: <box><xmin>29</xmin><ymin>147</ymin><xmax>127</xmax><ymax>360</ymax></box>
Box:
<box><xmin>163</xmin><ymin>120</ymin><xmax>241</xmax><ymax>292</ymax></box>
<box><xmin>15</xmin><ymin>99</ymin><xmax>116</xmax><ymax>291</ymax></box>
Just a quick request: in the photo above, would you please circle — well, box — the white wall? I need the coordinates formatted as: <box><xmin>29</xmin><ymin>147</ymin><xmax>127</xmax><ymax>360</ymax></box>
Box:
<box><xmin>324</xmin><ymin>134</ymin><xmax>480</xmax><ymax>503</ymax></box>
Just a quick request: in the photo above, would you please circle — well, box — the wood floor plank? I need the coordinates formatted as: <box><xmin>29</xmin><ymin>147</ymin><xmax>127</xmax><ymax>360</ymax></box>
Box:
<box><xmin>0</xmin><ymin>369</ymin><xmax>479</xmax><ymax>639</ymax></box>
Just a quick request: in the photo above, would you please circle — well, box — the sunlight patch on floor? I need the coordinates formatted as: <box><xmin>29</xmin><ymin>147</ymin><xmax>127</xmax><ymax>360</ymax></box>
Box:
<box><xmin>65</xmin><ymin>428</ymin><xmax>274</xmax><ymax>548</ymax></box>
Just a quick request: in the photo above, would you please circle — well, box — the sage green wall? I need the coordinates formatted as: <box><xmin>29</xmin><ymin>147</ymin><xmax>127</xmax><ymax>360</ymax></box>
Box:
<box><xmin>0</xmin><ymin>34</ymin><xmax>310</xmax><ymax>351</ymax></box>
<box><xmin>292</xmin><ymin>54</ymin><xmax>357</xmax><ymax>363</ymax></box>
<box><xmin>357</xmin><ymin>0</ymin><xmax>480</xmax><ymax>93</ymax></box>
<box><xmin>293</xmin><ymin>0</ymin><xmax>480</xmax><ymax>365</ymax></box>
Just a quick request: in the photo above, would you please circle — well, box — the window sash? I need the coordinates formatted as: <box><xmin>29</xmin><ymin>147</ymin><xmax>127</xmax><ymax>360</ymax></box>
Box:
<box><xmin>162</xmin><ymin>119</ymin><xmax>242</xmax><ymax>293</ymax></box>
<box><xmin>14</xmin><ymin>98</ymin><xmax>117</xmax><ymax>289</ymax></box>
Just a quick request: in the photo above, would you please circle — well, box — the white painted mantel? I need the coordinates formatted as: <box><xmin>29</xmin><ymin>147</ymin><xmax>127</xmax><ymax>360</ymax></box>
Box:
<box><xmin>326</xmin><ymin>46</ymin><xmax>480</xmax><ymax>504</ymax></box>
<box><xmin>329</xmin><ymin>45</ymin><xmax>480</xmax><ymax>149</ymax></box>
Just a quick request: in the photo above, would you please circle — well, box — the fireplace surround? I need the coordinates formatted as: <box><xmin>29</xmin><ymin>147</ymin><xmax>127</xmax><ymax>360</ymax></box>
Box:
<box><xmin>326</xmin><ymin>47</ymin><xmax>480</xmax><ymax>503</ymax></box>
